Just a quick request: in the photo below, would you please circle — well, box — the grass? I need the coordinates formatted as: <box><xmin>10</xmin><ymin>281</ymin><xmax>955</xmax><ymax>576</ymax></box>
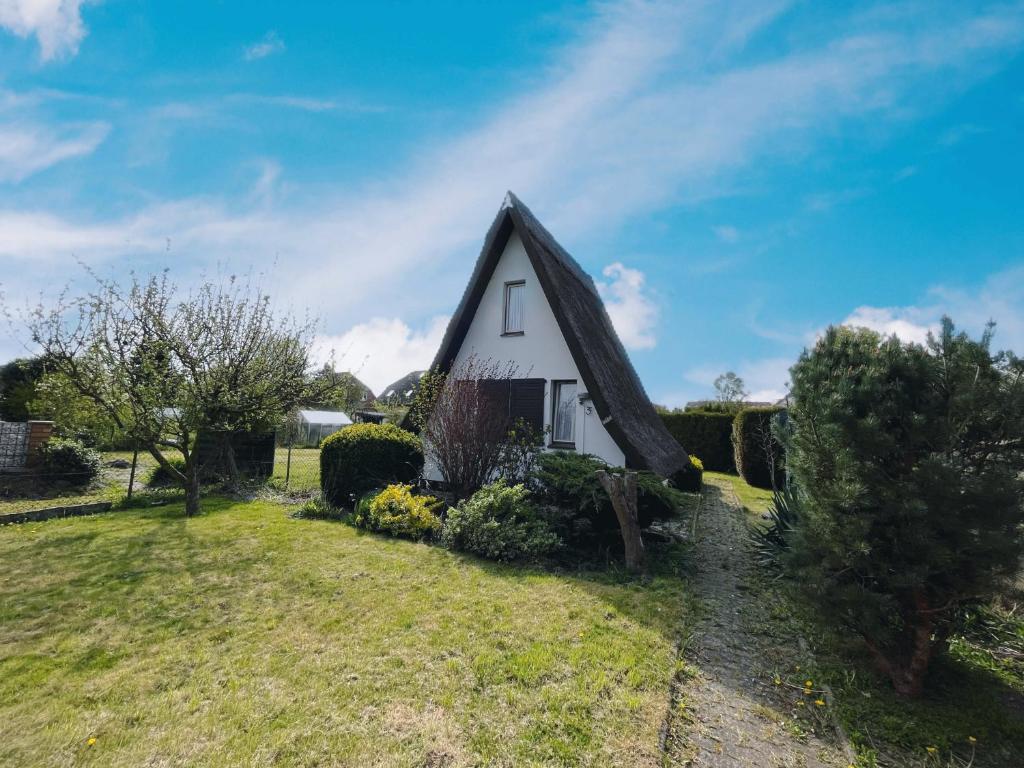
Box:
<box><xmin>270</xmin><ymin>446</ymin><xmax>321</xmax><ymax>493</ymax></box>
<box><xmin>705</xmin><ymin>471</ymin><xmax>773</xmax><ymax>529</ymax></box>
<box><xmin>0</xmin><ymin>450</ymin><xmax>163</xmax><ymax>516</ymax></box>
<box><xmin>0</xmin><ymin>497</ymin><xmax>692</xmax><ymax>767</ymax></box>
<box><xmin>718</xmin><ymin>471</ymin><xmax>1024</xmax><ymax>767</ymax></box>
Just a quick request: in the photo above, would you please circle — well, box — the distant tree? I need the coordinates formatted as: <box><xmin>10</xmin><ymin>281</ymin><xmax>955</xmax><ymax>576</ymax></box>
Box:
<box><xmin>28</xmin><ymin>272</ymin><xmax>340</xmax><ymax>515</ymax></box>
<box><xmin>29</xmin><ymin>370</ymin><xmax>124</xmax><ymax>447</ymax></box>
<box><xmin>0</xmin><ymin>356</ymin><xmax>47</xmax><ymax>421</ymax></box>
<box><xmin>713</xmin><ymin>371</ymin><xmax>748</xmax><ymax>404</ymax></box>
<box><xmin>305</xmin><ymin>366</ymin><xmax>373</xmax><ymax>414</ymax></box>
<box><xmin>786</xmin><ymin>319</ymin><xmax>1024</xmax><ymax>696</ymax></box>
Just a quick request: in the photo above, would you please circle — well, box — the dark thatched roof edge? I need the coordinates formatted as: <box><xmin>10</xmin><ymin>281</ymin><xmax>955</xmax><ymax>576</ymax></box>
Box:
<box><xmin>430</xmin><ymin>192</ymin><xmax>691</xmax><ymax>478</ymax></box>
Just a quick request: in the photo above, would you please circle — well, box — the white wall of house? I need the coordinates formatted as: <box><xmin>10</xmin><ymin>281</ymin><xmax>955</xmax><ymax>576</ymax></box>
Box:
<box><xmin>426</xmin><ymin>231</ymin><xmax>625</xmax><ymax>480</ymax></box>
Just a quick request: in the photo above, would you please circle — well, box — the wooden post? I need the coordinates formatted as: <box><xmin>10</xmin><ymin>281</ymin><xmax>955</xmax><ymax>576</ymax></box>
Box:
<box><xmin>126</xmin><ymin>444</ymin><xmax>139</xmax><ymax>500</ymax></box>
<box><xmin>596</xmin><ymin>470</ymin><xmax>645</xmax><ymax>572</ymax></box>
<box><xmin>285</xmin><ymin>441</ymin><xmax>293</xmax><ymax>490</ymax></box>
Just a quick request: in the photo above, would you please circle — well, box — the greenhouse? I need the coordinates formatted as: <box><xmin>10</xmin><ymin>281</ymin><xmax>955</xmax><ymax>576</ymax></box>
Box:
<box><xmin>295</xmin><ymin>409</ymin><xmax>352</xmax><ymax>447</ymax></box>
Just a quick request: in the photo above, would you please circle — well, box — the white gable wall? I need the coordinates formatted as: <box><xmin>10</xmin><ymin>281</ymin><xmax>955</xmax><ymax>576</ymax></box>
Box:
<box><xmin>433</xmin><ymin>230</ymin><xmax>625</xmax><ymax>474</ymax></box>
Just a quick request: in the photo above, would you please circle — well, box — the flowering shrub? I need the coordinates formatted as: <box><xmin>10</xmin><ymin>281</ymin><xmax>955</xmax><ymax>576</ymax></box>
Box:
<box><xmin>357</xmin><ymin>484</ymin><xmax>440</xmax><ymax>540</ymax></box>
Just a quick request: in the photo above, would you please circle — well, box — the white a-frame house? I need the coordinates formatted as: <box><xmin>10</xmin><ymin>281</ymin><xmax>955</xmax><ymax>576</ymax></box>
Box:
<box><xmin>426</xmin><ymin>193</ymin><xmax>689</xmax><ymax>479</ymax></box>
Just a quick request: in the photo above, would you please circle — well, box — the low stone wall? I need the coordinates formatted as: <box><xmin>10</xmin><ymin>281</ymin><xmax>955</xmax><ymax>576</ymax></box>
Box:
<box><xmin>0</xmin><ymin>500</ymin><xmax>112</xmax><ymax>525</ymax></box>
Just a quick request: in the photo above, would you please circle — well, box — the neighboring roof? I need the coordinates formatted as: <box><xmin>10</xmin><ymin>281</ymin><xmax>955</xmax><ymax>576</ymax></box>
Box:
<box><xmin>378</xmin><ymin>370</ymin><xmax>426</xmax><ymax>405</ymax></box>
<box><xmin>297</xmin><ymin>409</ymin><xmax>352</xmax><ymax>426</ymax></box>
<box><xmin>431</xmin><ymin>192</ymin><xmax>690</xmax><ymax>478</ymax></box>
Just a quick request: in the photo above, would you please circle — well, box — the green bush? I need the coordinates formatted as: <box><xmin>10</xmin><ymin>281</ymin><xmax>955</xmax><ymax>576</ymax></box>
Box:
<box><xmin>531</xmin><ymin>452</ymin><xmax>688</xmax><ymax>546</ymax></box>
<box><xmin>749</xmin><ymin>485</ymin><xmax>799</xmax><ymax>569</ymax></box>
<box><xmin>441</xmin><ymin>481</ymin><xmax>560</xmax><ymax>560</ymax></box>
<box><xmin>732</xmin><ymin>407</ymin><xmax>786</xmax><ymax>489</ymax></box>
<box><xmin>786</xmin><ymin>320</ymin><xmax>1024</xmax><ymax>695</ymax></box>
<box><xmin>293</xmin><ymin>496</ymin><xmax>345</xmax><ymax>521</ymax></box>
<box><xmin>37</xmin><ymin>438</ymin><xmax>101</xmax><ymax>487</ymax></box>
<box><xmin>660</xmin><ymin>411</ymin><xmax>735</xmax><ymax>472</ymax></box>
<box><xmin>320</xmin><ymin>423</ymin><xmax>423</xmax><ymax>506</ymax></box>
<box><xmin>355</xmin><ymin>484</ymin><xmax>441</xmax><ymax>540</ymax></box>
<box><xmin>672</xmin><ymin>455</ymin><xmax>703</xmax><ymax>493</ymax></box>
<box><xmin>146</xmin><ymin>457</ymin><xmax>187</xmax><ymax>487</ymax></box>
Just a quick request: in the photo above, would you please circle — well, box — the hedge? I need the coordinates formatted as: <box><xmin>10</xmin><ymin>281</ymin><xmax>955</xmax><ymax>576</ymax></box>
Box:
<box><xmin>659</xmin><ymin>411</ymin><xmax>736</xmax><ymax>472</ymax></box>
<box><xmin>732</xmin><ymin>406</ymin><xmax>786</xmax><ymax>489</ymax></box>
<box><xmin>320</xmin><ymin>423</ymin><xmax>423</xmax><ymax>506</ymax></box>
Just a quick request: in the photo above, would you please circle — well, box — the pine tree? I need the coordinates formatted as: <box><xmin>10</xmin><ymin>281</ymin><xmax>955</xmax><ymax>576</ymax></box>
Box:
<box><xmin>786</xmin><ymin>318</ymin><xmax>1024</xmax><ymax>696</ymax></box>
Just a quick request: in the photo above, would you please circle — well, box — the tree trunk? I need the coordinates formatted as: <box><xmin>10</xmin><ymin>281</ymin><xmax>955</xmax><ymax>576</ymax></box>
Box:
<box><xmin>596</xmin><ymin>470</ymin><xmax>645</xmax><ymax>572</ymax></box>
<box><xmin>184</xmin><ymin>460</ymin><xmax>201</xmax><ymax>517</ymax></box>
<box><xmin>861</xmin><ymin>591</ymin><xmax>937</xmax><ymax>698</ymax></box>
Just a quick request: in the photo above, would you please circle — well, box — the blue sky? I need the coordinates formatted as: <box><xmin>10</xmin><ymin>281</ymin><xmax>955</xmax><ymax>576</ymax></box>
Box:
<box><xmin>2</xmin><ymin>1</ymin><xmax>1023</xmax><ymax>403</ymax></box>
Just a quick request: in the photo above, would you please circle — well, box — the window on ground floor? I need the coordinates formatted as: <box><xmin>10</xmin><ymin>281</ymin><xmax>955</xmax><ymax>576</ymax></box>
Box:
<box><xmin>551</xmin><ymin>380</ymin><xmax>577</xmax><ymax>446</ymax></box>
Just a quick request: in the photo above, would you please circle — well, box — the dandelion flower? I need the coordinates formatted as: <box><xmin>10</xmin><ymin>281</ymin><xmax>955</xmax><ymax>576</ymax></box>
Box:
<box><xmin>805</xmin><ymin>680</ymin><xmax>813</xmax><ymax>688</ymax></box>
<box><xmin>814</xmin><ymin>699</ymin><xmax>826</xmax><ymax>707</ymax></box>
<box><xmin>87</xmin><ymin>737</ymin><xmax>96</xmax><ymax>746</ymax></box>
<box><xmin>773</xmin><ymin>675</ymin><xmax>781</xmax><ymax>686</ymax></box>
<box><xmin>968</xmin><ymin>736</ymin><xmax>977</xmax><ymax>744</ymax></box>
<box><xmin>926</xmin><ymin>746</ymin><xmax>937</xmax><ymax>754</ymax></box>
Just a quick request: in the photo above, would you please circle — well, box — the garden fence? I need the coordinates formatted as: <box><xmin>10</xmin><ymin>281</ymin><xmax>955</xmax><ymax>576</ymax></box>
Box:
<box><xmin>0</xmin><ymin>421</ymin><xmax>30</xmax><ymax>471</ymax></box>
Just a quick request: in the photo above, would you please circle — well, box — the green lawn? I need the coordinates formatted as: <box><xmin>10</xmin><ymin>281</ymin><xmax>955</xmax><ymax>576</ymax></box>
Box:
<box><xmin>705</xmin><ymin>471</ymin><xmax>773</xmax><ymax>527</ymax></box>
<box><xmin>0</xmin><ymin>498</ymin><xmax>691</xmax><ymax>767</ymax></box>
<box><xmin>270</xmin><ymin>446</ymin><xmax>321</xmax><ymax>493</ymax></box>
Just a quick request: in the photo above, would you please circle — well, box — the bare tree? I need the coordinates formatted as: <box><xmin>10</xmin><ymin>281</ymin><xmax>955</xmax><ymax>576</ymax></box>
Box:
<box><xmin>27</xmin><ymin>271</ymin><xmax>337</xmax><ymax>516</ymax></box>
<box><xmin>422</xmin><ymin>355</ymin><xmax>522</xmax><ymax>499</ymax></box>
<box><xmin>714</xmin><ymin>371</ymin><xmax>748</xmax><ymax>404</ymax></box>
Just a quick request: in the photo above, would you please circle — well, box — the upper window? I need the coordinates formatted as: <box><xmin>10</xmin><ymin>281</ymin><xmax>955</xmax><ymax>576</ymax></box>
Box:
<box><xmin>503</xmin><ymin>281</ymin><xmax>525</xmax><ymax>335</ymax></box>
<box><xmin>551</xmin><ymin>380</ymin><xmax>577</xmax><ymax>445</ymax></box>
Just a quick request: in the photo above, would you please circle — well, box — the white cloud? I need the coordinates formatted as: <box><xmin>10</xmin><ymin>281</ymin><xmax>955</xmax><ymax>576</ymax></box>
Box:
<box><xmin>841</xmin><ymin>306</ymin><xmax>936</xmax><ymax>344</ymax></box>
<box><xmin>310</xmin><ymin>316</ymin><xmax>449</xmax><ymax>395</ymax></box>
<box><xmin>2</xmin><ymin>0</ymin><xmax>1024</xmax><ymax>354</ymax></box>
<box><xmin>596</xmin><ymin>262</ymin><xmax>659</xmax><ymax>350</ymax></box>
<box><xmin>0</xmin><ymin>0</ymin><xmax>90</xmax><ymax>60</ymax></box>
<box><xmin>712</xmin><ymin>224</ymin><xmax>740</xmax><ymax>243</ymax></box>
<box><xmin>0</xmin><ymin>120</ymin><xmax>108</xmax><ymax>182</ymax></box>
<box><xmin>244</xmin><ymin>30</ymin><xmax>284</xmax><ymax>61</ymax></box>
<box><xmin>840</xmin><ymin>265</ymin><xmax>1024</xmax><ymax>353</ymax></box>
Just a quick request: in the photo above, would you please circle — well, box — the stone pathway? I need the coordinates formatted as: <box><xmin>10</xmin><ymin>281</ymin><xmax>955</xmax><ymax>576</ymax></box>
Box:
<box><xmin>664</xmin><ymin>475</ymin><xmax>849</xmax><ymax>767</ymax></box>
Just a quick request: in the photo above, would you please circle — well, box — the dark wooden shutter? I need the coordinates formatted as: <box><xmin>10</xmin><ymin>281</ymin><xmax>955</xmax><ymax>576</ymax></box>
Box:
<box><xmin>510</xmin><ymin>378</ymin><xmax>545</xmax><ymax>434</ymax></box>
<box><xmin>477</xmin><ymin>380</ymin><xmax>511</xmax><ymax>432</ymax></box>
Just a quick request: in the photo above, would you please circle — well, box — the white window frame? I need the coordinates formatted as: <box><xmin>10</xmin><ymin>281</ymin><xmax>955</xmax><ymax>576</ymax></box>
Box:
<box><xmin>502</xmin><ymin>280</ymin><xmax>525</xmax><ymax>335</ymax></box>
<box><xmin>551</xmin><ymin>380</ymin><xmax>577</xmax><ymax>446</ymax></box>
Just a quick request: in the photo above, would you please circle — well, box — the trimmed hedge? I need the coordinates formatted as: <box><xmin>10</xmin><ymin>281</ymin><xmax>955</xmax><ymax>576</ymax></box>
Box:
<box><xmin>660</xmin><ymin>411</ymin><xmax>735</xmax><ymax>472</ymax></box>
<box><xmin>732</xmin><ymin>407</ymin><xmax>786</xmax><ymax>489</ymax></box>
<box><xmin>320</xmin><ymin>423</ymin><xmax>423</xmax><ymax>506</ymax></box>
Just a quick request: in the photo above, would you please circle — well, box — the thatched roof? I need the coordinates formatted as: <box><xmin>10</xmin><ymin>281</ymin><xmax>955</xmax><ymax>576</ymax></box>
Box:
<box><xmin>431</xmin><ymin>193</ymin><xmax>690</xmax><ymax>478</ymax></box>
<box><xmin>379</xmin><ymin>370</ymin><xmax>426</xmax><ymax>405</ymax></box>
